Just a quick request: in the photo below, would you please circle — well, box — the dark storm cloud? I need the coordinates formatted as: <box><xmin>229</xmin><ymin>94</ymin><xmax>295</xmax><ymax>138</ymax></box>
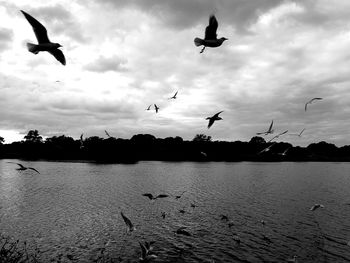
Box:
<box><xmin>0</xmin><ymin>28</ymin><xmax>13</xmax><ymax>52</ymax></box>
<box><xmin>92</xmin><ymin>0</ymin><xmax>303</xmax><ymax>32</ymax></box>
<box><xmin>84</xmin><ymin>56</ymin><xmax>128</xmax><ymax>73</ymax></box>
<box><xmin>24</xmin><ymin>5</ymin><xmax>88</xmax><ymax>43</ymax></box>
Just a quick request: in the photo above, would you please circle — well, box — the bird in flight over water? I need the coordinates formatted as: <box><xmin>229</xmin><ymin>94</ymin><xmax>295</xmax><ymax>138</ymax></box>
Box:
<box><xmin>169</xmin><ymin>91</ymin><xmax>178</xmax><ymax>100</ymax></box>
<box><xmin>206</xmin><ymin>111</ymin><xmax>223</xmax><ymax>129</ymax></box>
<box><xmin>194</xmin><ymin>14</ymin><xmax>228</xmax><ymax>53</ymax></box>
<box><xmin>305</xmin><ymin>98</ymin><xmax>322</xmax><ymax>111</ymax></box>
<box><xmin>290</xmin><ymin>128</ymin><xmax>305</xmax><ymax>137</ymax></box>
<box><xmin>20</xmin><ymin>10</ymin><xmax>66</xmax><ymax>65</ymax></box>
<box><xmin>154</xmin><ymin>104</ymin><xmax>159</xmax><ymax>113</ymax></box>
<box><xmin>268</xmin><ymin>130</ymin><xmax>288</xmax><ymax>142</ymax></box>
<box><xmin>120</xmin><ymin>212</ymin><xmax>136</xmax><ymax>232</ymax></box>
<box><xmin>142</xmin><ymin>193</ymin><xmax>169</xmax><ymax>200</ymax></box>
<box><xmin>257</xmin><ymin>120</ymin><xmax>274</xmax><ymax>136</ymax></box>
<box><xmin>7</xmin><ymin>162</ymin><xmax>40</xmax><ymax>174</ymax></box>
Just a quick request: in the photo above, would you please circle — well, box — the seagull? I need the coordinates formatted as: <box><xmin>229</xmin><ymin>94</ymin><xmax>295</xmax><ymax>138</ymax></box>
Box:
<box><xmin>20</xmin><ymin>10</ymin><xmax>66</xmax><ymax>65</ymax></box>
<box><xmin>305</xmin><ymin>98</ymin><xmax>323</xmax><ymax>111</ymax></box>
<box><xmin>279</xmin><ymin>147</ymin><xmax>292</xmax><ymax>156</ymax></box>
<box><xmin>7</xmin><ymin>162</ymin><xmax>40</xmax><ymax>174</ymax></box>
<box><xmin>258</xmin><ymin>142</ymin><xmax>276</xmax><ymax>155</ymax></box>
<box><xmin>257</xmin><ymin>120</ymin><xmax>274</xmax><ymax>135</ymax></box>
<box><xmin>310</xmin><ymin>204</ymin><xmax>324</xmax><ymax>211</ymax></box>
<box><xmin>175</xmin><ymin>191</ymin><xmax>186</xmax><ymax>199</ymax></box>
<box><xmin>194</xmin><ymin>14</ymin><xmax>228</xmax><ymax>54</ymax></box>
<box><xmin>146</xmin><ymin>104</ymin><xmax>152</xmax><ymax>111</ymax></box>
<box><xmin>206</xmin><ymin>111</ymin><xmax>223</xmax><ymax>129</ymax></box>
<box><xmin>142</xmin><ymin>193</ymin><xmax>169</xmax><ymax>200</ymax></box>
<box><xmin>200</xmin><ymin>151</ymin><xmax>207</xmax><ymax>157</ymax></box>
<box><xmin>139</xmin><ymin>241</ymin><xmax>157</xmax><ymax>262</ymax></box>
<box><xmin>105</xmin><ymin>130</ymin><xmax>111</xmax><ymax>138</ymax></box>
<box><xmin>154</xmin><ymin>104</ymin><xmax>159</xmax><ymax>113</ymax></box>
<box><xmin>169</xmin><ymin>91</ymin><xmax>178</xmax><ymax>100</ymax></box>
<box><xmin>120</xmin><ymin>212</ymin><xmax>136</xmax><ymax>232</ymax></box>
<box><xmin>174</xmin><ymin>227</ymin><xmax>191</xmax><ymax>236</ymax></box>
<box><xmin>268</xmin><ymin>130</ymin><xmax>288</xmax><ymax>142</ymax></box>
<box><xmin>290</xmin><ymin>128</ymin><xmax>305</xmax><ymax>137</ymax></box>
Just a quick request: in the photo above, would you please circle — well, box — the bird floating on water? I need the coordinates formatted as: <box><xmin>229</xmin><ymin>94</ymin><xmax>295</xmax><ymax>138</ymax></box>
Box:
<box><xmin>305</xmin><ymin>98</ymin><xmax>323</xmax><ymax>111</ymax></box>
<box><xmin>206</xmin><ymin>111</ymin><xmax>223</xmax><ymax>129</ymax></box>
<box><xmin>120</xmin><ymin>212</ymin><xmax>136</xmax><ymax>232</ymax></box>
<box><xmin>20</xmin><ymin>10</ymin><xmax>66</xmax><ymax>65</ymax></box>
<box><xmin>174</xmin><ymin>227</ymin><xmax>191</xmax><ymax>236</ymax></box>
<box><xmin>154</xmin><ymin>104</ymin><xmax>159</xmax><ymax>113</ymax></box>
<box><xmin>194</xmin><ymin>14</ymin><xmax>228</xmax><ymax>54</ymax></box>
<box><xmin>310</xmin><ymin>204</ymin><xmax>324</xmax><ymax>211</ymax></box>
<box><xmin>257</xmin><ymin>120</ymin><xmax>274</xmax><ymax>135</ymax></box>
<box><xmin>142</xmin><ymin>193</ymin><xmax>169</xmax><ymax>200</ymax></box>
<box><xmin>7</xmin><ymin>162</ymin><xmax>40</xmax><ymax>174</ymax></box>
<box><xmin>175</xmin><ymin>191</ymin><xmax>186</xmax><ymax>199</ymax></box>
<box><xmin>169</xmin><ymin>91</ymin><xmax>178</xmax><ymax>100</ymax></box>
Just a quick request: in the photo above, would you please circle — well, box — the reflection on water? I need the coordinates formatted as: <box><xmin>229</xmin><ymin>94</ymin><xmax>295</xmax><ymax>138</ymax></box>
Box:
<box><xmin>0</xmin><ymin>160</ymin><xmax>350</xmax><ymax>262</ymax></box>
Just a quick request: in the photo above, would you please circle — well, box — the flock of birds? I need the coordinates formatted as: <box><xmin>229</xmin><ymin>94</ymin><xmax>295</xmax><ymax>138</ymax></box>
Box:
<box><xmin>7</xmin><ymin>8</ymin><xmax>340</xmax><ymax>262</ymax></box>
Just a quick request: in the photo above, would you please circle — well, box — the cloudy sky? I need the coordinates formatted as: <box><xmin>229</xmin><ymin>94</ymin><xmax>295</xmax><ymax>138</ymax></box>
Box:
<box><xmin>1</xmin><ymin>0</ymin><xmax>350</xmax><ymax>146</ymax></box>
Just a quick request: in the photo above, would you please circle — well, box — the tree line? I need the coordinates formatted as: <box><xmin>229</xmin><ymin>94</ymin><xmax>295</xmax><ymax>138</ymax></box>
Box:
<box><xmin>0</xmin><ymin>130</ymin><xmax>350</xmax><ymax>163</ymax></box>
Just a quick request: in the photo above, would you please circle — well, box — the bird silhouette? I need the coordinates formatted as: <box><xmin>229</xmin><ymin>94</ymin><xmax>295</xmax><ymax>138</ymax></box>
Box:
<box><xmin>220</xmin><ymin>214</ymin><xmax>229</xmax><ymax>221</ymax></box>
<box><xmin>305</xmin><ymin>98</ymin><xmax>323</xmax><ymax>111</ymax></box>
<box><xmin>257</xmin><ymin>120</ymin><xmax>274</xmax><ymax>135</ymax></box>
<box><xmin>268</xmin><ymin>130</ymin><xmax>288</xmax><ymax>142</ymax></box>
<box><xmin>154</xmin><ymin>104</ymin><xmax>159</xmax><ymax>113</ymax></box>
<box><xmin>258</xmin><ymin>142</ymin><xmax>277</xmax><ymax>155</ymax></box>
<box><xmin>290</xmin><ymin>128</ymin><xmax>305</xmax><ymax>137</ymax></box>
<box><xmin>206</xmin><ymin>111</ymin><xmax>223</xmax><ymax>129</ymax></box>
<box><xmin>120</xmin><ymin>212</ymin><xmax>136</xmax><ymax>232</ymax></box>
<box><xmin>174</xmin><ymin>227</ymin><xmax>191</xmax><ymax>236</ymax></box>
<box><xmin>310</xmin><ymin>204</ymin><xmax>324</xmax><ymax>211</ymax></box>
<box><xmin>20</xmin><ymin>10</ymin><xmax>66</xmax><ymax>65</ymax></box>
<box><xmin>194</xmin><ymin>15</ymin><xmax>228</xmax><ymax>53</ymax></box>
<box><xmin>142</xmin><ymin>193</ymin><xmax>169</xmax><ymax>200</ymax></box>
<box><xmin>169</xmin><ymin>91</ymin><xmax>178</xmax><ymax>99</ymax></box>
<box><xmin>7</xmin><ymin>162</ymin><xmax>40</xmax><ymax>174</ymax></box>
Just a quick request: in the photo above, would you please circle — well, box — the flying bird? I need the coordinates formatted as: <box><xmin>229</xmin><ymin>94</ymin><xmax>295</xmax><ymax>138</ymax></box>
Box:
<box><xmin>257</xmin><ymin>120</ymin><xmax>274</xmax><ymax>135</ymax></box>
<box><xmin>7</xmin><ymin>162</ymin><xmax>40</xmax><ymax>174</ymax></box>
<box><xmin>169</xmin><ymin>91</ymin><xmax>178</xmax><ymax>100</ymax></box>
<box><xmin>206</xmin><ymin>111</ymin><xmax>223</xmax><ymax>129</ymax></box>
<box><xmin>146</xmin><ymin>104</ymin><xmax>152</xmax><ymax>111</ymax></box>
<box><xmin>220</xmin><ymin>214</ymin><xmax>229</xmax><ymax>221</ymax></box>
<box><xmin>20</xmin><ymin>10</ymin><xmax>66</xmax><ymax>65</ymax></box>
<box><xmin>139</xmin><ymin>241</ymin><xmax>157</xmax><ymax>262</ymax></box>
<box><xmin>305</xmin><ymin>98</ymin><xmax>323</xmax><ymax>111</ymax></box>
<box><xmin>258</xmin><ymin>142</ymin><xmax>277</xmax><ymax>155</ymax></box>
<box><xmin>154</xmin><ymin>104</ymin><xmax>159</xmax><ymax>113</ymax></box>
<box><xmin>120</xmin><ymin>212</ymin><xmax>136</xmax><ymax>232</ymax></box>
<box><xmin>80</xmin><ymin>134</ymin><xmax>84</xmax><ymax>149</ymax></box>
<box><xmin>194</xmin><ymin>14</ymin><xmax>228</xmax><ymax>53</ymax></box>
<box><xmin>279</xmin><ymin>147</ymin><xmax>292</xmax><ymax>156</ymax></box>
<box><xmin>290</xmin><ymin>128</ymin><xmax>305</xmax><ymax>137</ymax></box>
<box><xmin>310</xmin><ymin>204</ymin><xmax>324</xmax><ymax>211</ymax></box>
<box><xmin>142</xmin><ymin>193</ymin><xmax>169</xmax><ymax>200</ymax></box>
<box><xmin>105</xmin><ymin>130</ymin><xmax>111</xmax><ymax>138</ymax></box>
<box><xmin>268</xmin><ymin>130</ymin><xmax>288</xmax><ymax>142</ymax></box>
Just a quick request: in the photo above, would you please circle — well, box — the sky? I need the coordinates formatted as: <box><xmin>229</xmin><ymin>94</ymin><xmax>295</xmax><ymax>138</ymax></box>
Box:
<box><xmin>0</xmin><ymin>0</ymin><xmax>350</xmax><ymax>146</ymax></box>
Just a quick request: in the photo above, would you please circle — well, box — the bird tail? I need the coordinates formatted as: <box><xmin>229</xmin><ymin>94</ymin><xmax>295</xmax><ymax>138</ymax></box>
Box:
<box><xmin>194</xmin><ymin>38</ymin><xmax>204</xmax><ymax>46</ymax></box>
<box><xmin>26</xmin><ymin>43</ymin><xmax>39</xmax><ymax>54</ymax></box>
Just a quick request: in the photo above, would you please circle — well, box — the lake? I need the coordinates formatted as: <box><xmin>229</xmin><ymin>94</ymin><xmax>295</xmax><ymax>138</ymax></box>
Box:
<box><xmin>0</xmin><ymin>160</ymin><xmax>350</xmax><ymax>262</ymax></box>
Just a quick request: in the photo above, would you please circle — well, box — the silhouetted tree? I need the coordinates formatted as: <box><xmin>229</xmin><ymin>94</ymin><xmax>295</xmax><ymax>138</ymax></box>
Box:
<box><xmin>0</xmin><ymin>137</ymin><xmax>4</xmax><ymax>144</ymax></box>
<box><xmin>193</xmin><ymin>134</ymin><xmax>212</xmax><ymax>142</ymax></box>
<box><xmin>24</xmin><ymin>130</ymin><xmax>43</xmax><ymax>143</ymax></box>
<box><xmin>249</xmin><ymin>136</ymin><xmax>266</xmax><ymax>144</ymax></box>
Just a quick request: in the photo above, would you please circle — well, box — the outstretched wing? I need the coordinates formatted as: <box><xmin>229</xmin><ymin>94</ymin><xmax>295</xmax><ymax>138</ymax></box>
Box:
<box><xmin>205</xmin><ymin>15</ymin><xmax>218</xmax><ymax>40</ymax></box>
<box><xmin>7</xmin><ymin>162</ymin><xmax>25</xmax><ymax>169</ymax></box>
<box><xmin>268</xmin><ymin>120</ymin><xmax>274</xmax><ymax>132</ymax></box>
<box><xmin>213</xmin><ymin>111</ymin><xmax>223</xmax><ymax>118</ymax></box>
<box><xmin>299</xmin><ymin>128</ymin><xmax>305</xmax><ymax>136</ymax></box>
<box><xmin>28</xmin><ymin>167</ymin><xmax>40</xmax><ymax>174</ymax></box>
<box><xmin>120</xmin><ymin>212</ymin><xmax>134</xmax><ymax>230</ymax></box>
<box><xmin>207</xmin><ymin>118</ymin><xmax>215</xmax><ymax>129</ymax></box>
<box><xmin>139</xmin><ymin>242</ymin><xmax>147</xmax><ymax>259</ymax></box>
<box><xmin>21</xmin><ymin>10</ymin><xmax>50</xmax><ymax>44</ymax></box>
<box><xmin>48</xmin><ymin>49</ymin><xmax>66</xmax><ymax>65</ymax></box>
<box><xmin>156</xmin><ymin>194</ymin><xmax>169</xmax><ymax>199</ymax></box>
<box><xmin>105</xmin><ymin>130</ymin><xmax>111</xmax><ymax>137</ymax></box>
<box><xmin>304</xmin><ymin>102</ymin><xmax>309</xmax><ymax>111</ymax></box>
<box><xmin>142</xmin><ymin>193</ymin><xmax>154</xmax><ymax>200</ymax></box>
<box><xmin>174</xmin><ymin>91</ymin><xmax>178</xmax><ymax>97</ymax></box>
<box><xmin>311</xmin><ymin>97</ymin><xmax>323</xmax><ymax>103</ymax></box>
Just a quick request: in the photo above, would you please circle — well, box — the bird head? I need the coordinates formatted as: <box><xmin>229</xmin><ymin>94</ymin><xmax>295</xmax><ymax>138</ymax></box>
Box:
<box><xmin>55</xmin><ymin>43</ymin><xmax>63</xmax><ymax>48</ymax></box>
